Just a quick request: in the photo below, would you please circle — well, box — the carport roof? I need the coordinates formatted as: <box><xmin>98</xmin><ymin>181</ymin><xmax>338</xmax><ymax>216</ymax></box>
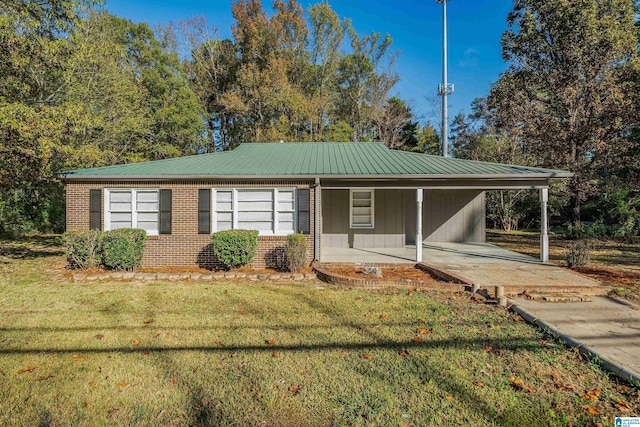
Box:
<box><xmin>60</xmin><ymin>142</ymin><xmax>571</xmax><ymax>180</ymax></box>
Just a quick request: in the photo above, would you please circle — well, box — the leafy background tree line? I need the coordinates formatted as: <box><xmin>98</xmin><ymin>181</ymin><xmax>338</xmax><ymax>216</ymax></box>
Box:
<box><xmin>0</xmin><ymin>0</ymin><xmax>638</xmax><ymax>238</ymax></box>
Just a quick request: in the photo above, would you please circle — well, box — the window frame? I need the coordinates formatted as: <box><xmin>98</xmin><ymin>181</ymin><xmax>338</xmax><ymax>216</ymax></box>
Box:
<box><xmin>104</xmin><ymin>188</ymin><xmax>160</xmax><ymax>236</ymax></box>
<box><xmin>349</xmin><ymin>189</ymin><xmax>375</xmax><ymax>229</ymax></box>
<box><xmin>211</xmin><ymin>187</ymin><xmax>297</xmax><ymax>236</ymax></box>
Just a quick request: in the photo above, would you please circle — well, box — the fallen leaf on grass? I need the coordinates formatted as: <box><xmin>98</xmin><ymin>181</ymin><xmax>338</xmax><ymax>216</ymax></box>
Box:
<box><xmin>355</xmin><ymin>297</ymin><xmax>364</xmax><ymax>301</ymax></box>
<box><xmin>474</xmin><ymin>381</ymin><xmax>485</xmax><ymax>388</ymax></box>
<box><xmin>509</xmin><ymin>375</ymin><xmax>535</xmax><ymax>393</ymax></box>
<box><xmin>95</xmin><ymin>334</ymin><xmax>104</xmax><ymax>340</ymax></box>
<box><xmin>445</xmin><ymin>395</ymin><xmax>453</xmax><ymax>402</ymax></box>
<box><xmin>272</xmin><ymin>351</ymin><xmax>279</xmax><ymax>358</ymax></box>
<box><xmin>614</xmin><ymin>399</ymin><xmax>631</xmax><ymax>412</ymax></box>
<box><xmin>417</xmin><ymin>328</ymin><xmax>432</xmax><ymax>335</ymax></box>
<box><xmin>213</xmin><ymin>341</ymin><xmax>225</xmax><ymax>347</ymax></box>
<box><xmin>143</xmin><ymin>318</ymin><xmax>154</xmax><ymax>325</ymax></box>
<box><xmin>379</xmin><ymin>314</ymin><xmax>389</xmax><ymax>320</ymax></box>
<box><xmin>555</xmin><ymin>383</ymin><xmax>575</xmax><ymax>392</ymax></box>
<box><xmin>36</xmin><ymin>374</ymin><xmax>53</xmax><ymax>381</ymax></box>
<box><xmin>89</xmin><ymin>381</ymin><xmax>96</xmax><ymax>386</ymax></box>
<box><xmin>585</xmin><ymin>406</ymin><xmax>600</xmax><ymax>416</ymax></box>
<box><xmin>483</xmin><ymin>345</ymin><xmax>493</xmax><ymax>352</ymax></box>
<box><xmin>117</xmin><ymin>381</ymin><xmax>128</xmax><ymax>387</ymax></box>
<box><xmin>579</xmin><ymin>389</ymin><xmax>601</xmax><ymax>402</ymax></box>
<box><xmin>399</xmin><ymin>350</ymin><xmax>409</xmax><ymax>357</ymax></box>
<box><xmin>289</xmin><ymin>384</ymin><xmax>302</xmax><ymax>395</ymax></box>
<box><xmin>359</xmin><ymin>354</ymin><xmax>372</xmax><ymax>360</ymax></box>
<box><xmin>616</xmin><ymin>385</ymin><xmax>631</xmax><ymax>392</ymax></box>
<box><xmin>412</xmin><ymin>336</ymin><xmax>425</xmax><ymax>343</ymax></box>
<box><xmin>72</xmin><ymin>355</ymin><xmax>87</xmax><ymax>361</ymax></box>
<box><xmin>17</xmin><ymin>366</ymin><xmax>36</xmax><ymax>374</ymax></box>
<box><xmin>132</xmin><ymin>339</ymin><xmax>141</xmax><ymax>347</ymax></box>
<box><xmin>142</xmin><ymin>350</ymin><xmax>150</xmax><ymax>355</ymax></box>
<box><xmin>512</xmin><ymin>315</ymin><xmax>525</xmax><ymax>323</ymax></box>
<box><xmin>266</xmin><ymin>338</ymin><xmax>276</xmax><ymax>346</ymax></box>
<box><xmin>153</xmin><ymin>333</ymin><xmax>161</xmax><ymax>338</ymax></box>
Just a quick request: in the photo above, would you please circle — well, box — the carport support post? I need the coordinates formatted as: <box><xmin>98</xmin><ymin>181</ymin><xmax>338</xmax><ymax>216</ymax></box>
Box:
<box><xmin>540</xmin><ymin>188</ymin><xmax>549</xmax><ymax>262</ymax></box>
<box><xmin>416</xmin><ymin>189</ymin><xmax>423</xmax><ymax>262</ymax></box>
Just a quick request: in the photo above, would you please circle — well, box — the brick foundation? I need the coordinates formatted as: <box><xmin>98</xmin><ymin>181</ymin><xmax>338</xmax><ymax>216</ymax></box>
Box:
<box><xmin>65</xmin><ymin>180</ymin><xmax>315</xmax><ymax>269</ymax></box>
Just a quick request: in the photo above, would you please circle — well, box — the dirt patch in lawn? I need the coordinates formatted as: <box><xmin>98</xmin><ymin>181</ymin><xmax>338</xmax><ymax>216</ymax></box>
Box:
<box><xmin>575</xmin><ymin>266</ymin><xmax>640</xmax><ymax>302</ymax></box>
<box><xmin>322</xmin><ymin>265</ymin><xmax>443</xmax><ymax>286</ymax></box>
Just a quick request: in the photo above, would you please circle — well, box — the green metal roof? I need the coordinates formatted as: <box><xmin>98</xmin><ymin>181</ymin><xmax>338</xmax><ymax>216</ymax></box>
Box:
<box><xmin>60</xmin><ymin>142</ymin><xmax>571</xmax><ymax>180</ymax></box>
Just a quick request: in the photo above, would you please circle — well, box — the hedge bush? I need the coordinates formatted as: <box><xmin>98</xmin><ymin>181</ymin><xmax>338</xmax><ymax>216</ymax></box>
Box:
<box><xmin>101</xmin><ymin>228</ymin><xmax>147</xmax><ymax>271</ymax></box>
<box><xmin>285</xmin><ymin>233</ymin><xmax>307</xmax><ymax>272</ymax></box>
<box><xmin>63</xmin><ymin>230</ymin><xmax>103</xmax><ymax>269</ymax></box>
<box><xmin>212</xmin><ymin>229</ymin><xmax>258</xmax><ymax>269</ymax></box>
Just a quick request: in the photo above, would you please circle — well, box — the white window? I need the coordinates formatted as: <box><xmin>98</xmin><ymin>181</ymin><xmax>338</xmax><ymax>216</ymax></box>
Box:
<box><xmin>350</xmin><ymin>189</ymin><xmax>374</xmax><ymax>229</ymax></box>
<box><xmin>105</xmin><ymin>189</ymin><xmax>159</xmax><ymax>235</ymax></box>
<box><xmin>215</xmin><ymin>189</ymin><xmax>234</xmax><ymax>231</ymax></box>
<box><xmin>212</xmin><ymin>188</ymin><xmax>296</xmax><ymax>235</ymax></box>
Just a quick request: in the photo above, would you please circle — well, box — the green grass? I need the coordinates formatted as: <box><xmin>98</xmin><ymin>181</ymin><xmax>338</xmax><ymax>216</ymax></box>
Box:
<box><xmin>1</xmin><ymin>236</ymin><xmax>639</xmax><ymax>426</ymax></box>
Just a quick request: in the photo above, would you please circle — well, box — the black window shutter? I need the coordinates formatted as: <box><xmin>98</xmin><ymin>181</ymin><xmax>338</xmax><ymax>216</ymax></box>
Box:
<box><xmin>89</xmin><ymin>189</ymin><xmax>102</xmax><ymax>230</ymax></box>
<box><xmin>159</xmin><ymin>189</ymin><xmax>172</xmax><ymax>235</ymax></box>
<box><xmin>198</xmin><ymin>189</ymin><xmax>211</xmax><ymax>234</ymax></box>
<box><xmin>297</xmin><ymin>188</ymin><xmax>310</xmax><ymax>235</ymax></box>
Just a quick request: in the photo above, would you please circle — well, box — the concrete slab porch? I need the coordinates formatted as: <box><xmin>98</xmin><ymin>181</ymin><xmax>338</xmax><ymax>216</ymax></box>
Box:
<box><xmin>320</xmin><ymin>243</ymin><xmax>608</xmax><ymax>295</ymax></box>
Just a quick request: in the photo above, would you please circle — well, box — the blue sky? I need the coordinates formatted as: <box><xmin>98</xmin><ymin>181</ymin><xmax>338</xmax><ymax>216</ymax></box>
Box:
<box><xmin>105</xmin><ymin>0</ymin><xmax>514</xmax><ymax>125</ymax></box>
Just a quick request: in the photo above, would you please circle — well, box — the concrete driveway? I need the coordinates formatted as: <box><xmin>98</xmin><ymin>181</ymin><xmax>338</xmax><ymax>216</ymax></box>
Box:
<box><xmin>514</xmin><ymin>296</ymin><xmax>640</xmax><ymax>382</ymax></box>
<box><xmin>421</xmin><ymin>243</ymin><xmax>607</xmax><ymax>295</ymax></box>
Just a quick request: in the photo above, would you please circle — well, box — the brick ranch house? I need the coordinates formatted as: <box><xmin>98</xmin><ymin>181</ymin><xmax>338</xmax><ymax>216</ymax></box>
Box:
<box><xmin>60</xmin><ymin>142</ymin><xmax>571</xmax><ymax>268</ymax></box>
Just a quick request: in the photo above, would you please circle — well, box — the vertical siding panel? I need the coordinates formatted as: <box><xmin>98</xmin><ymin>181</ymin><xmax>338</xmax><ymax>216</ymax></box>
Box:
<box><xmin>374</xmin><ymin>190</ymin><xmax>385</xmax><ymax>248</ymax></box>
<box><xmin>338</xmin><ymin>190</ymin><xmax>349</xmax><ymax>248</ymax></box>
<box><xmin>405</xmin><ymin>189</ymin><xmax>416</xmax><ymax>245</ymax></box>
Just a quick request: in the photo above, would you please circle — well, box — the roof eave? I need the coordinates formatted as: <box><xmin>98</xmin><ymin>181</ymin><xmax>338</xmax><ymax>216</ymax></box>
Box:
<box><xmin>59</xmin><ymin>172</ymin><xmax>573</xmax><ymax>181</ymax></box>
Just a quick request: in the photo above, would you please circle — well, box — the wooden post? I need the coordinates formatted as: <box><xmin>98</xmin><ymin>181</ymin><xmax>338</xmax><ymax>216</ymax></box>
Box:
<box><xmin>416</xmin><ymin>189</ymin><xmax>423</xmax><ymax>262</ymax></box>
<box><xmin>540</xmin><ymin>188</ymin><xmax>549</xmax><ymax>262</ymax></box>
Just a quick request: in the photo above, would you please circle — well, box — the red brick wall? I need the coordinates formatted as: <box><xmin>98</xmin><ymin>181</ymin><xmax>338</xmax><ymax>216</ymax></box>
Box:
<box><xmin>65</xmin><ymin>181</ymin><xmax>315</xmax><ymax>269</ymax></box>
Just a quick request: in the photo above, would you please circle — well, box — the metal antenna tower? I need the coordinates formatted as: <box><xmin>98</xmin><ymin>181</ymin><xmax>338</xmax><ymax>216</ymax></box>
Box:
<box><xmin>436</xmin><ymin>0</ymin><xmax>454</xmax><ymax>157</ymax></box>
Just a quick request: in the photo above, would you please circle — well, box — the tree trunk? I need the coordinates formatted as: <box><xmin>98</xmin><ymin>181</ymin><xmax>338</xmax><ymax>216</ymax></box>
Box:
<box><xmin>570</xmin><ymin>175</ymin><xmax>581</xmax><ymax>230</ymax></box>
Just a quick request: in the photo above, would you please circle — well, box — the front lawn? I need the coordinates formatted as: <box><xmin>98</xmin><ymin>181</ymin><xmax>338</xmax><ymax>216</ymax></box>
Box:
<box><xmin>0</xmin><ymin>236</ymin><xmax>638</xmax><ymax>426</ymax></box>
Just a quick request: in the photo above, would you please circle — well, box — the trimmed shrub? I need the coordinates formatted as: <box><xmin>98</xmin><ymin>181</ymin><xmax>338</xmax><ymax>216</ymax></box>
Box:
<box><xmin>63</xmin><ymin>230</ymin><xmax>103</xmax><ymax>269</ymax></box>
<box><xmin>101</xmin><ymin>228</ymin><xmax>147</xmax><ymax>271</ymax></box>
<box><xmin>212</xmin><ymin>229</ymin><xmax>259</xmax><ymax>270</ymax></box>
<box><xmin>285</xmin><ymin>233</ymin><xmax>307</xmax><ymax>272</ymax></box>
<box><xmin>567</xmin><ymin>239</ymin><xmax>592</xmax><ymax>269</ymax></box>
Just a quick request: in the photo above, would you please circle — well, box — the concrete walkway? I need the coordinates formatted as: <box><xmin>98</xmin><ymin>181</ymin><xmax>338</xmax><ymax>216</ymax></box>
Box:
<box><xmin>513</xmin><ymin>296</ymin><xmax>640</xmax><ymax>382</ymax></box>
<box><xmin>321</xmin><ymin>243</ymin><xmax>607</xmax><ymax>295</ymax></box>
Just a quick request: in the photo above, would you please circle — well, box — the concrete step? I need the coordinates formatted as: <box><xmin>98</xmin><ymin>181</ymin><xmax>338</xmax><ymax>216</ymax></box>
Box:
<box><xmin>517</xmin><ymin>292</ymin><xmax>592</xmax><ymax>302</ymax></box>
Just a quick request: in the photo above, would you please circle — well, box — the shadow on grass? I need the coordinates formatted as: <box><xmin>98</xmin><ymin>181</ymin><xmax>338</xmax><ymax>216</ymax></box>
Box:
<box><xmin>0</xmin><ymin>235</ymin><xmax>64</xmax><ymax>262</ymax></box>
<box><xmin>0</xmin><ymin>337</ymin><xmax>547</xmax><ymax>355</ymax></box>
<box><xmin>289</xmin><ymin>291</ymin><xmax>550</xmax><ymax>426</ymax></box>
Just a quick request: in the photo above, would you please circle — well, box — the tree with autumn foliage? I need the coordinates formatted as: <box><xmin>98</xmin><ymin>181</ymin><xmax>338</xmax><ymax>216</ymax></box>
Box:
<box><xmin>491</xmin><ymin>0</ymin><xmax>640</xmax><ymax>229</ymax></box>
<box><xmin>170</xmin><ymin>0</ymin><xmax>403</xmax><ymax>148</ymax></box>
